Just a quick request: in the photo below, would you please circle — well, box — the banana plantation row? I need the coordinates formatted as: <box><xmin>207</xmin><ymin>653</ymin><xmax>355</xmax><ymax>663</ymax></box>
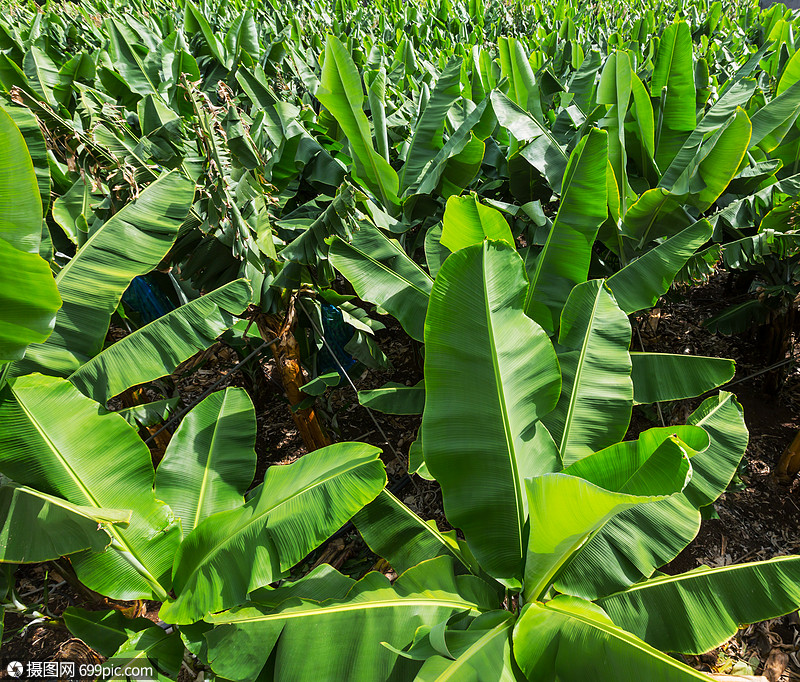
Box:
<box><xmin>2</xmin><ymin>0</ymin><xmax>800</xmax><ymax>679</ymax></box>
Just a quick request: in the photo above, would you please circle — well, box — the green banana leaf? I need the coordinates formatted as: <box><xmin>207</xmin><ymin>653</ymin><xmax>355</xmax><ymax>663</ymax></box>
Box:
<box><xmin>399</xmin><ymin>58</ymin><xmax>462</xmax><ymax>193</ymax></box>
<box><xmin>542</xmin><ymin>280</ymin><xmax>633</xmax><ymax>466</ymax></box>
<box><xmin>440</xmin><ymin>194</ymin><xmax>514</xmax><ymax>252</ymax></box>
<box><xmin>113</xmin><ymin>627</ymin><xmax>184</xmax><ymax>678</ymax></box>
<box><xmin>554</xmin><ymin>394</ymin><xmax>746</xmax><ymax>598</ymax></box>
<box><xmin>606</xmin><ymin>220</ymin><xmax>712</xmax><ymax>314</ymax></box>
<box><xmin>598</xmin><ymin>556</ymin><xmax>800</xmax><ymax>654</ymax></box>
<box><xmin>353</xmin><ymin>489</ymin><xmax>471</xmax><ymax>575</ymax></box>
<box><xmin>688</xmin><ymin>108</ymin><xmax>751</xmax><ymax>212</ymax></box>
<box><xmin>2</xmin><ymin>104</ymin><xmax>50</xmax><ymax>217</ymax></box>
<box><xmin>598</xmin><ymin>50</ymin><xmax>633</xmax><ymax>213</ymax></box>
<box><xmin>749</xmin><ymin>76</ymin><xmax>800</xmax><ymax>152</ymax></box>
<box><xmin>358</xmin><ymin>382</ymin><xmax>425</xmax><ymax>414</ymax></box>
<box><xmin>105</xmin><ymin>18</ymin><xmax>158</xmax><ymax>97</ymax></box>
<box><xmin>69</xmin><ymin>279</ymin><xmax>251</xmax><ymax>403</ymax></box>
<box><xmin>498</xmin><ymin>37</ymin><xmax>542</xmax><ymax>119</ymax></box>
<box><xmin>0</xmin><ymin>375</ymin><xmax>180</xmax><ymax>600</ymax></box>
<box><xmin>412</xmin><ymin>612</ymin><xmax>518</xmax><ymax>681</ymax></box>
<box><xmin>0</xmin><ymin>482</ymin><xmax>130</xmax><ymax>562</ymax></box>
<box><xmin>490</xmin><ymin>90</ymin><xmax>567</xmax><ymax>193</ymax></box>
<box><xmin>525</xmin><ymin>128</ymin><xmax>608</xmax><ymax>333</ymax></box>
<box><xmin>105</xmin><ymin>397</ymin><xmax>179</xmax><ymax>429</ymax></box>
<box><xmin>408</xmin><ymin>98</ymin><xmax>492</xmax><ymax>197</ymax></box>
<box><xmin>523</xmin><ymin>448</ymin><xmax>689</xmax><ymax>602</ymax></box>
<box><xmin>159</xmin><ymin>442</ymin><xmax>386</xmax><ymax>623</ymax></box>
<box><xmin>422</xmin><ymin>241</ymin><xmax>561</xmax><ymax>583</ymax></box>
<box><xmin>513</xmin><ymin>596</ymin><xmax>710</xmax><ymax>681</ymax></box>
<box><xmin>329</xmin><ymin>222</ymin><xmax>433</xmax><ymax>342</ymax></box>
<box><xmin>630</xmin><ymin>352</ymin><xmax>734</xmax><ymax>404</ymax></box>
<box><xmin>317</xmin><ymin>35</ymin><xmax>399</xmax><ymax>208</ymax></box>
<box><xmin>17</xmin><ymin>171</ymin><xmax>194</xmax><ymax>377</ymax></box>
<box><xmin>204</xmin><ymin>556</ymin><xmax>498</xmax><ymax>682</ymax></box>
<box><xmin>652</xmin><ymin>22</ymin><xmax>696</xmax><ymax>170</ymax></box>
<box><xmin>154</xmin><ymin>388</ymin><xmax>256</xmax><ymax>536</ymax></box>
<box><xmin>682</xmin><ymin>392</ymin><xmax>748</xmax><ymax>507</ymax></box>
<box><xmin>0</xmin><ymin>107</ymin><xmax>60</xmax><ymax>364</ymax></box>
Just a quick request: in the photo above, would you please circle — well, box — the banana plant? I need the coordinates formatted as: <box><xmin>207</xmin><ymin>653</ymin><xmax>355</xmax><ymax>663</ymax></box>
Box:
<box><xmin>0</xmin><ymin>378</ymin><xmax>387</xmax><ymax>674</ymax></box>
<box><xmin>193</xmin><ymin>240</ymin><xmax>800</xmax><ymax>681</ymax></box>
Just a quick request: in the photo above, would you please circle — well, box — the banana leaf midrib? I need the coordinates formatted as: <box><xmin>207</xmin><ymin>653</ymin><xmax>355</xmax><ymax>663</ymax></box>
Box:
<box><xmin>210</xmin><ymin>596</ymin><xmax>486</xmax><ymax>625</ymax></box>
<box><xmin>482</xmin><ymin>247</ymin><xmax>525</xmax><ymax>559</ymax></box>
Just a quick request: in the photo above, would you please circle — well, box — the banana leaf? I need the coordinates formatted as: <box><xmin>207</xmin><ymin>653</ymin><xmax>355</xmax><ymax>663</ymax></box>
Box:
<box><xmin>525</xmin><ymin>129</ymin><xmax>608</xmax><ymax>333</ymax></box>
<box><xmin>329</xmin><ymin>222</ymin><xmax>433</xmax><ymax>342</ymax></box>
<box><xmin>0</xmin><ymin>375</ymin><xmax>180</xmax><ymax>600</ymax></box>
<box><xmin>204</xmin><ymin>556</ymin><xmax>498</xmax><ymax>681</ymax></box>
<box><xmin>17</xmin><ymin>171</ymin><xmax>194</xmax><ymax>377</ymax></box>
<box><xmin>159</xmin><ymin>442</ymin><xmax>386</xmax><ymax>623</ymax></box>
<box><xmin>353</xmin><ymin>489</ymin><xmax>472</xmax><ymax>575</ymax></box>
<box><xmin>0</xmin><ymin>482</ymin><xmax>130</xmax><ymax>563</ymax></box>
<box><xmin>317</xmin><ymin>35</ymin><xmax>399</xmax><ymax>208</ymax></box>
<box><xmin>630</xmin><ymin>352</ymin><xmax>734</xmax><ymax>404</ymax></box>
<box><xmin>513</xmin><ymin>596</ymin><xmax>709</xmax><ymax>681</ymax></box>
<box><xmin>69</xmin><ymin>279</ymin><xmax>251</xmax><ymax>403</ymax></box>
<box><xmin>598</xmin><ymin>556</ymin><xmax>800</xmax><ymax>654</ymax></box>
<box><xmin>422</xmin><ymin>241</ymin><xmax>561</xmax><ymax>583</ymax></box>
<box><xmin>542</xmin><ymin>279</ymin><xmax>633</xmax><ymax>466</ymax></box>
<box><xmin>155</xmin><ymin>388</ymin><xmax>256</xmax><ymax>536</ymax></box>
<box><xmin>440</xmin><ymin>194</ymin><xmax>514</xmax><ymax>252</ymax></box>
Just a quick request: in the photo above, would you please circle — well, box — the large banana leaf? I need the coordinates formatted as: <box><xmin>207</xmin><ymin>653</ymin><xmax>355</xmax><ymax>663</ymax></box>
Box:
<box><xmin>498</xmin><ymin>37</ymin><xmax>541</xmax><ymax>119</ymax></box>
<box><xmin>204</xmin><ymin>556</ymin><xmax>498</xmax><ymax>682</ymax></box>
<box><xmin>440</xmin><ymin>194</ymin><xmax>514</xmax><ymax>252</ymax></box>
<box><xmin>598</xmin><ymin>51</ymin><xmax>633</xmax><ymax>213</ymax></box>
<box><xmin>555</xmin><ymin>394</ymin><xmax>746</xmax><ymax>599</ymax></box>
<box><xmin>16</xmin><ymin>171</ymin><xmax>194</xmax><ymax>377</ymax></box>
<box><xmin>353</xmin><ymin>489</ymin><xmax>472</xmax><ymax>575</ymax></box>
<box><xmin>597</xmin><ymin>556</ymin><xmax>800</xmax><ymax>654</ymax></box>
<box><xmin>525</xmin><ymin>129</ymin><xmax>608</xmax><ymax>333</ymax></box>
<box><xmin>69</xmin><ymin>279</ymin><xmax>251</xmax><ymax>403</ymax></box>
<box><xmin>630</xmin><ymin>352</ymin><xmax>734</xmax><ymax>404</ymax></box>
<box><xmin>159</xmin><ymin>442</ymin><xmax>386</xmax><ymax>623</ymax></box>
<box><xmin>0</xmin><ymin>481</ymin><xmax>130</xmax><ymax>562</ymax></box>
<box><xmin>652</xmin><ymin>22</ymin><xmax>696</xmax><ymax>170</ymax></box>
<box><xmin>2</xmin><ymin>104</ymin><xmax>50</xmax><ymax>218</ymax></box>
<box><xmin>523</xmin><ymin>446</ymin><xmax>689</xmax><ymax>601</ymax></box>
<box><xmin>154</xmin><ymin>388</ymin><xmax>256</xmax><ymax>536</ymax></box>
<box><xmin>399</xmin><ymin>58</ymin><xmax>462</xmax><ymax>193</ymax></box>
<box><xmin>0</xmin><ymin>107</ymin><xmax>60</xmax><ymax>364</ymax></box>
<box><xmin>606</xmin><ymin>220</ymin><xmax>712</xmax><ymax>314</ymax></box>
<box><xmin>0</xmin><ymin>106</ymin><xmax>40</xmax><ymax>254</ymax></box>
<box><xmin>749</xmin><ymin>76</ymin><xmax>800</xmax><ymax>152</ymax></box>
<box><xmin>317</xmin><ymin>35</ymin><xmax>398</xmax><ymax>208</ymax></box>
<box><xmin>329</xmin><ymin>222</ymin><xmax>433</xmax><ymax>342</ymax></box>
<box><xmin>542</xmin><ymin>280</ymin><xmax>632</xmax><ymax>466</ymax></box>
<box><xmin>0</xmin><ymin>375</ymin><xmax>180</xmax><ymax>599</ymax></box>
<box><xmin>422</xmin><ymin>241</ymin><xmax>561</xmax><ymax>583</ymax></box>
<box><xmin>513</xmin><ymin>596</ymin><xmax>709</xmax><ymax>681</ymax></box>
